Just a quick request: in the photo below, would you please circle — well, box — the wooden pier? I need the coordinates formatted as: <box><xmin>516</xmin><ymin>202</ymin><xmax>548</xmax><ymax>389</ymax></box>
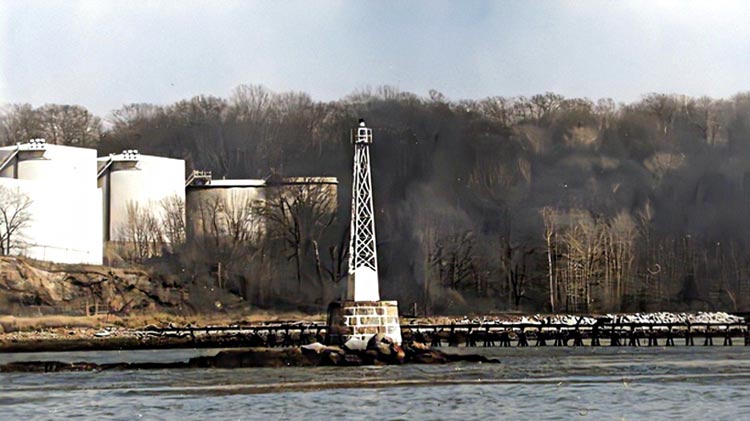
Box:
<box><xmin>401</xmin><ymin>321</ymin><xmax>750</xmax><ymax>347</ymax></box>
<box><xmin>141</xmin><ymin>318</ymin><xmax>750</xmax><ymax>348</ymax></box>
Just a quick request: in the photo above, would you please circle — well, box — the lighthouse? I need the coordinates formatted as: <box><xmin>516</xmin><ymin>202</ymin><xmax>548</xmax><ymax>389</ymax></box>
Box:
<box><xmin>326</xmin><ymin>120</ymin><xmax>402</xmax><ymax>345</ymax></box>
<box><xmin>347</xmin><ymin>119</ymin><xmax>380</xmax><ymax>302</ymax></box>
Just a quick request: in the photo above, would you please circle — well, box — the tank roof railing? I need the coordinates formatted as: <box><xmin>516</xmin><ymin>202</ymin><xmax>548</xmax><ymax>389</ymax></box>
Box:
<box><xmin>185</xmin><ymin>170</ymin><xmax>213</xmax><ymax>187</ymax></box>
<box><xmin>4</xmin><ymin>139</ymin><xmax>48</xmax><ymax>163</ymax></box>
<box><xmin>26</xmin><ymin>138</ymin><xmax>47</xmax><ymax>150</ymax></box>
<box><xmin>119</xmin><ymin>149</ymin><xmax>140</xmax><ymax>161</ymax></box>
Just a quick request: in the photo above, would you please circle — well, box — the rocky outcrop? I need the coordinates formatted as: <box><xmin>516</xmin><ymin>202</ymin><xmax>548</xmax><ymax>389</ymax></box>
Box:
<box><xmin>0</xmin><ymin>257</ymin><xmax>187</xmax><ymax>315</ymax></box>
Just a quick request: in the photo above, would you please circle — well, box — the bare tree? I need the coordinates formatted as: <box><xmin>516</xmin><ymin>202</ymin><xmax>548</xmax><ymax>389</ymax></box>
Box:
<box><xmin>554</xmin><ymin>210</ymin><xmax>607</xmax><ymax>312</ymax></box>
<box><xmin>541</xmin><ymin>207</ymin><xmax>557</xmax><ymax>312</ymax></box>
<box><xmin>191</xmin><ymin>191</ymin><xmax>263</xmax><ymax>291</ymax></box>
<box><xmin>640</xmin><ymin>93</ymin><xmax>681</xmax><ymax>138</ymax></box>
<box><xmin>0</xmin><ymin>104</ymin><xmax>41</xmax><ymax>146</ymax></box>
<box><xmin>265</xmin><ymin>179</ymin><xmax>337</xmax><ymax>294</ymax></box>
<box><xmin>605</xmin><ymin>211</ymin><xmax>638</xmax><ymax>310</ymax></box>
<box><xmin>322</xmin><ymin>227</ymin><xmax>349</xmax><ymax>286</ymax></box>
<box><xmin>499</xmin><ymin>237</ymin><xmax>534</xmax><ymax>309</ymax></box>
<box><xmin>429</xmin><ymin>231</ymin><xmax>478</xmax><ymax>291</ymax></box>
<box><xmin>686</xmin><ymin>97</ymin><xmax>726</xmax><ymax>146</ymax></box>
<box><xmin>0</xmin><ymin>185</ymin><xmax>33</xmax><ymax>255</ymax></box>
<box><xmin>36</xmin><ymin>104</ymin><xmax>102</xmax><ymax>147</ymax></box>
<box><xmin>160</xmin><ymin>195</ymin><xmax>186</xmax><ymax>248</ymax></box>
<box><xmin>477</xmin><ymin>96</ymin><xmax>516</xmax><ymax>126</ymax></box>
<box><xmin>117</xmin><ymin>201</ymin><xmax>163</xmax><ymax>262</ymax></box>
<box><xmin>1</xmin><ymin>103</ymin><xmax>102</xmax><ymax>147</ymax></box>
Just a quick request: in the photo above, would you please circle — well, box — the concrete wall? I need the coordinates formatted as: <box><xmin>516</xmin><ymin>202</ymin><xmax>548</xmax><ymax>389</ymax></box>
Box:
<box><xmin>0</xmin><ymin>144</ymin><xmax>103</xmax><ymax>264</ymax></box>
<box><xmin>98</xmin><ymin>154</ymin><xmax>186</xmax><ymax>242</ymax></box>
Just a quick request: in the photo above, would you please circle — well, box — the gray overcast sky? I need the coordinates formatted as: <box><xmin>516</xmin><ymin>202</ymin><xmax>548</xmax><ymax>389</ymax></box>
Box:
<box><xmin>1</xmin><ymin>0</ymin><xmax>749</xmax><ymax>116</ymax></box>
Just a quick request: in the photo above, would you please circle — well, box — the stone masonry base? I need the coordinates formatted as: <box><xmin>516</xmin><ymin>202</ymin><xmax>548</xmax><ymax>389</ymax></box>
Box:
<box><xmin>326</xmin><ymin>300</ymin><xmax>402</xmax><ymax>345</ymax></box>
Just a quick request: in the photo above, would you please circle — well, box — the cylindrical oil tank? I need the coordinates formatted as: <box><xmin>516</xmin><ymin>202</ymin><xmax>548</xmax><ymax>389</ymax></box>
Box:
<box><xmin>1</xmin><ymin>142</ymin><xmax>98</xmax><ymax>187</ymax></box>
<box><xmin>17</xmin><ymin>145</ymin><xmax>96</xmax><ymax>187</ymax></box>
<box><xmin>0</xmin><ymin>142</ymin><xmax>104</xmax><ymax>265</ymax></box>
<box><xmin>185</xmin><ymin>180</ymin><xmax>267</xmax><ymax>241</ymax></box>
<box><xmin>265</xmin><ymin>177</ymin><xmax>339</xmax><ymax>213</ymax></box>
<box><xmin>98</xmin><ymin>152</ymin><xmax>186</xmax><ymax>242</ymax></box>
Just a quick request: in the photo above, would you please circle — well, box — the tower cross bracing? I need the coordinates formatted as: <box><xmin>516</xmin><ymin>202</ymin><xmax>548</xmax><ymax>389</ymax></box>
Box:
<box><xmin>347</xmin><ymin>120</ymin><xmax>380</xmax><ymax>302</ymax></box>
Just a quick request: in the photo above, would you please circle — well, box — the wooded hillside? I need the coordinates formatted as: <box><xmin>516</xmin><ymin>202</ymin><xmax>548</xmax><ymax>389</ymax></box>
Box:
<box><xmin>4</xmin><ymin>86</ymin><xmax>750</xmax><ymax>314</ymax></box>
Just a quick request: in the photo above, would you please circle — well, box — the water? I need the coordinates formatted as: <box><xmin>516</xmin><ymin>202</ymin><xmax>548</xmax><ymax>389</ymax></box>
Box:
<box><xmin>3</xmin><ymin>346</ymin><xmax>750</xmax><ymax>420</ymax></box>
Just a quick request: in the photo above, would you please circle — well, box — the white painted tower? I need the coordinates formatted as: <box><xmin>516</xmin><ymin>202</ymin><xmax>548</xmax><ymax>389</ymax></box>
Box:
<box><xmin>347</xmin><ymin>120</ymin><xmax>381</xmax><ymax>302</ymax></box>
<box><xmin>327</xmin><ymin>120</ymin><xmax>401</xmax><ymax>345</ymax></box>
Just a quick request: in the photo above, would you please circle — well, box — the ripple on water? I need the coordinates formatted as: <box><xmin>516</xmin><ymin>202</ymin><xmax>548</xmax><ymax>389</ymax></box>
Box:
<box><xmin>3</xmin><ymin>347</ymin><xmax>750</xmax><ymax>419</ymax></box>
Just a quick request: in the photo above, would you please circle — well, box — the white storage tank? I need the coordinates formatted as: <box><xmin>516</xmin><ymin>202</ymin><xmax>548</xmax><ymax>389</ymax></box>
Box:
<box><xmin>0</xmin><ymin>140</ymin><xmax>103</xmax><ymax>265</ymax></box>
<box><xmin>97</xmin><ymin>150</ymin><xmax>186</xmax><ymax>246</ymax></box>
<box><xmin>185</xmin><ymin>172</ymin><xmax>338</xmax><ymax>243</ymax></box>
<box><xmin>266</xmin><ymin>176</ymin><xmax>339</xmax><ymax>214</ymax></box>
<box><xmin>0</xmin><ymin>140</ymin><xmax>97</xmax><ymax>187</ymax></box>
<box><xmin>185</xmin><ymin>172</ymin><xmax>267</xmax><ymax>242</ymax></box>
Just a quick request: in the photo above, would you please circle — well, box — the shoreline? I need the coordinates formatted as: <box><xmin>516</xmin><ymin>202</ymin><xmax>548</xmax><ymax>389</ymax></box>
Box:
<box><xmin>2</xmin><ymin>311</ymin><xmax>747</xmax><ymax>353</ymax></box>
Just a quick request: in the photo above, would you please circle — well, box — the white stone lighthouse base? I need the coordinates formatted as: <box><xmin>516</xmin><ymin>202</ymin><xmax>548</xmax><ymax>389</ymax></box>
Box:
<box><xmin>326</xmin><ymin>300</ymin><xmax>402</xmax><ymax>345</ymax></box>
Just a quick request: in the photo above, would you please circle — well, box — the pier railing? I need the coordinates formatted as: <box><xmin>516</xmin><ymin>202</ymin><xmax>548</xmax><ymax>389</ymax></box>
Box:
<box><xmin>138</xmin><ymin>319</ymin><xmax>750</xmax><ymax>348</ymax></box>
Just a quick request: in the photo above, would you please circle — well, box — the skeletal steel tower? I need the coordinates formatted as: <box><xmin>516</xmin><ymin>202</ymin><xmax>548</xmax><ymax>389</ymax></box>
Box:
<box><xmin>326</xmin><ymin>119</ymin><xmax>400</xmax><ymax>345</ymax></box>
<box><xmin>347</xmin><ymin>119</ymin><xmax>380</xmax><ymax>302</ymax></box>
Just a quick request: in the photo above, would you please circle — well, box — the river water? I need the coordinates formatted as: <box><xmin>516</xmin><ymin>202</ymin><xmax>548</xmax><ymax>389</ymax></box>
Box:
<box><xmin>2</xmin><ymin>346</ymin><xmax>750</xmax><ymax>420</ymax></box>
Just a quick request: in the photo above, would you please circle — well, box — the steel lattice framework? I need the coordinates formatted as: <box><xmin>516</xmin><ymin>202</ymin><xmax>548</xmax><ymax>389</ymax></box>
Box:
<box><xmin>347</xmin><ymin>121</ymin><xmax>380</xmax><ymax>301</ymax></box>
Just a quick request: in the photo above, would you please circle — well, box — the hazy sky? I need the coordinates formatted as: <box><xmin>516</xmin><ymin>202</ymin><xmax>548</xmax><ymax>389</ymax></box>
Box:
<box><xmin>1</xmin><ymin>0</ymin><xmax>749</xmax><ymax>115</ymax></box>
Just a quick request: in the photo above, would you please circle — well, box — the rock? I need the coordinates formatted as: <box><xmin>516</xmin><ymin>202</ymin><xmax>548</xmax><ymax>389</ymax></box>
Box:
<box><xmin>0</xmin><ymin>345</ymin><xmax>499</xmax><ymax>372</ymax></box>
<box><xmin>94</xmin><ymin>329</ymin><xmax>112</xmax><ymax>338</ymax></box>
<box><xmin>320</xmin><ymin>348</ymin><xmax>346</xmax><ymax>366</ymax></box>
<box><xmin>392</xmin><ymin>344</ymin><xmax>406</xmax><ymax>363</ymax></box>
<box><xmin>325</xmin><ymin>345</ymin><xmax>345</xmax><ymax>354</ymax></box>
<box><xmin>343</xmin><ymin>337</ymin><xmax>367</xmax><ymax>352</ymax></box>
<box><xmin>365</xmin><ymin>333</ymin><xmax>405</xmax><ymax>364</ymax></box>
<box><xmin>193</xmin><ymin>348</ymin><xmax>317</xmax><ymax>368</ymax></box>
<box><xmin>405</xmin><ymin>341</ymin><xmax>431</xmax><ymax>354</ymax></box>
<box><xmin>412</xmin><ymin>340</ymin><xmax>430</xmax><ymax>350</ymax></box>
<box><xmin>301</xmin><ymin>342</ymin><xmax>327</xmax><ymax>354</ymax></box>
<box><xmin>367</xmin><ymin>333</ymin><xmax>394</xmax><ymax>355</ymax></box>
<box><xmin>0</xmin><ymin>257</ymin><xmax>192</xmax><ymax>316</ymax></box>
<box><xmin>363</xmin><ymin>349</ymin><xmax>380</xmax><ymax>364</ymax></box>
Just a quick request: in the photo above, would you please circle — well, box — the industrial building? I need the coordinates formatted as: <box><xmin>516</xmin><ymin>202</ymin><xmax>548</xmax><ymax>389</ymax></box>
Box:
<box><xmin>0</xmin><ymin>140</ymin><xmax>103</xmax><ymax>264</ymax></box>
<box><xmin>97</xmin><ymin>151</ymin><xmax>185</xmax><ymax>259</ymax></box>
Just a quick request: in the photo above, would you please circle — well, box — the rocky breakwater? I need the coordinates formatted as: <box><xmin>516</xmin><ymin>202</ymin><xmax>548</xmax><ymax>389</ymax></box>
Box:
<box><xmin>292</xmin><ymin>334</ymin><xmax>498</xmax><ymax>366</ymax></box>
<box><xmin>0</xmin><ymin>334</ymin><xmax>499</xmax><ymax>373</ymax></box>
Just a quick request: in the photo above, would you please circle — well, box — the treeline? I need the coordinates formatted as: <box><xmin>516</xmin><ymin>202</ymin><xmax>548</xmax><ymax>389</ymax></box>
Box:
<box><xmin>3</xmin><ymin>86</ymin><xmax>750</xmax><ymax>314</ymax></box>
